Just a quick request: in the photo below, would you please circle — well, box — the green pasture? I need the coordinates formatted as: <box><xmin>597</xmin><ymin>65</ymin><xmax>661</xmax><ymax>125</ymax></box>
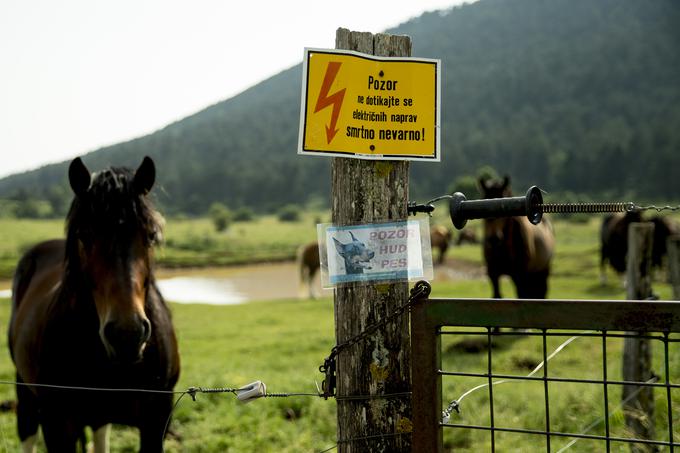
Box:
<box><xmin>0</xmin><ymin>212</ymin><xmax>329</xmax><ymax>279</ymax></box>
<box><xmin>0</xmin><ymin>213</ymin><xmax>678</xmax><ymax>451</ymax></box>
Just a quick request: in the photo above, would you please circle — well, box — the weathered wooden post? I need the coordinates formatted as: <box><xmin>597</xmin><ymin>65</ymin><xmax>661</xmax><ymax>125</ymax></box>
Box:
<box><xmin>332</xmin><ymin>28</ymin><xmax>412</xmax><ymax>452</ymax></box>
<box><xmin>668</xmin><ymin>235</ymin><xmax>680</xmax><ymax>300</ymax></box>
<box><xmin>622</xmin><ymin>222</ymin><xmax>656</xmax><ymax>452</ymax></box>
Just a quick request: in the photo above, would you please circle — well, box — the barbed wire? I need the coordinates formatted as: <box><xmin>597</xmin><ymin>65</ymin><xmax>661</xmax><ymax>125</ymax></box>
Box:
<box><xmin>0</xmin><ymin>377</ymin><xmax>413</xmax><ymax>452</ymax></box>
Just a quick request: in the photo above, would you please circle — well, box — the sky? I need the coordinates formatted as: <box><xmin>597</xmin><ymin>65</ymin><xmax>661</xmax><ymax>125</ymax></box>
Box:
<box><xmin>0</xmin><ymin>0</ymin><xmax>471</xmax><ymax>178</ymax></box>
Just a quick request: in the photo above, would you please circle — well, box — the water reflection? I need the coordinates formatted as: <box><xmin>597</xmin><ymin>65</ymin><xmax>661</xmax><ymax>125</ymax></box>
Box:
<box><xmin>0</xmin><ymin>278</ymin><xmax>249</xmax><ymax>305</ymax></box>
<box><xmin>156</xmin><ymin>276</ymin><xmax>247</xmax><ymax>305</ymax></box>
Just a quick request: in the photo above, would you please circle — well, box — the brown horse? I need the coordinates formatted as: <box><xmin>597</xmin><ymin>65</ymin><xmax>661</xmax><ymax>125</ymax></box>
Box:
<box><xmin>479</xmin><ymin>176</ymin><xmax>555</xmax><ymax>299</ymax></box>
<box><xmin>430</xmin><ymin>225</ymin><xmax>452</xmax><ymax>264</ymax></box>
<box><xmin>297</xmin><ymin>242</ymin><xmax>320</xmax><ymax>299</ymax></box>
<box><xmin>600</xmin><ymin>211</ymin><xmax>679</xmax><ymax>283</ymax></box>
<box><xmin>9</xmin><ymin>157</ymin><xmax>180</xmax><ymax>452</ymax></box>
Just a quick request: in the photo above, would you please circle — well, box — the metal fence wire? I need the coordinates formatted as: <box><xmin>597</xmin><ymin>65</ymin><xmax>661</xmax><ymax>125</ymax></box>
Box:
<box><xmin>411</xmin><ymin>291</ymin><xmax>680</xmax><ymax>452</ymax></box>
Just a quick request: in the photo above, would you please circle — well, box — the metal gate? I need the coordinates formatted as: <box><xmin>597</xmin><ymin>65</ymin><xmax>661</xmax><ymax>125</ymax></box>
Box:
<box><xmin>411</xmin><ymin>291</ymin><xmax>680</xmax><ymax>452</ymax></box>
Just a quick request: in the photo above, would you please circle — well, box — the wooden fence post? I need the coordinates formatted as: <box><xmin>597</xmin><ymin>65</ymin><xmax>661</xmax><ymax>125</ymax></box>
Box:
<box><xmin>668</xmin><ymin>235</ymin><xmax>680</xmax><ymax>300</ymax></box>
<box><xmin>622</xmin><ymin>222</ymin><xmax>656</xmax><ymax>452</ymax></box>
<box><xmin>332</xmin><ymin>28</ymin><xmax>412</xmax><ymax>452</ymax></box>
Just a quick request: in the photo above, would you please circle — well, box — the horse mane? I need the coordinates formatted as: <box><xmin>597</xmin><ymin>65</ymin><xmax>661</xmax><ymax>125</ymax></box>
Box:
<box><xmin>63</xmin><ymin>166</ymin><xmax>164</xmax><ymax>283</ymax></box>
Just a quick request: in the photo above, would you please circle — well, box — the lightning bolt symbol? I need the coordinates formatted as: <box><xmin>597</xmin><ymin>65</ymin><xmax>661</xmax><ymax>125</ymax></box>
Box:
<box><xmin>314</xmin><ymin>61</ymin><xmax>346</xmax><ymax>144</ymax></box>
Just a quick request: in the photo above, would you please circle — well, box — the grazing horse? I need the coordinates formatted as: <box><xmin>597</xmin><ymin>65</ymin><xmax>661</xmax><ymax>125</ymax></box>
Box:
<box><xmin>9</xmin><ymin>157</ymin><xmax>180</xmax><ymax>453</ymax></box>
<box><xmin>297</xmin><ymin>242</ymin><xmax>320</xmax><ymax>299</ymax></box>
<box><xmin>430</xmin><ymin>225</ymin><xmax>452</xmax><ymax>264</ymax></box>
<box><xmin>479</xmin><ymin>176</ymin><xmax>555</xmax><ymax>299</ymax></box>
<box><xmin>599</xmin><ymin>211</ymin><xmax>642</xmax><ymax>282</ymax></box>
<box><xmin>600</xmin><ymin>211</ymin><xmax>679</xmax><ymax>283</ymax></box>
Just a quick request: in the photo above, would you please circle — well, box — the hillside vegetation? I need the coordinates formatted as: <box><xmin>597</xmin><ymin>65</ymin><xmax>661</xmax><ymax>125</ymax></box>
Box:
<box><xmin>0</xmin><ymin>0</ymin><xmax>678</xmax><ymax>216</ymax></box>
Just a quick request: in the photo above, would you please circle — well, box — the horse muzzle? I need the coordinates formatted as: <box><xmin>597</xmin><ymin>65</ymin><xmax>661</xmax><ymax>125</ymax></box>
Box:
<box><xmin>101</xmin><ymin>315</ymin><xmax>152</xmax><ymax>363</ymax></box>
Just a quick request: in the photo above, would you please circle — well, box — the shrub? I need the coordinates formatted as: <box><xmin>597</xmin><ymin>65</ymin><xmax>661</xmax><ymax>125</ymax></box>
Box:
<box><xmin>209</xmin><ymin>202</ymin><xmax>232</xmax><ymax>232</ymax></box>
<box><xmin>277</xmin><ymin>204</ymin><xmax>301</xmax><ymax>222</ymax></box>
<box><xmin>233</xmin><ymin>207</ymin><xmax>255</xmax><ymax>222</ymax></box>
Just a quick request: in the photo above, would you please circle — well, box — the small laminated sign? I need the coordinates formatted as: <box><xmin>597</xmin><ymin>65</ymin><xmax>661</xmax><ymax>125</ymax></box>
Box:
<box><xmin>316</xmin><ymin>218</ymin><xmax>433</xmax><ymax>287</ymax></box>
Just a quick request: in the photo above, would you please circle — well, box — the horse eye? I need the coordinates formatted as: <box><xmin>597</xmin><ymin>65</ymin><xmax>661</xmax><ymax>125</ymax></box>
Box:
<box><xmin>148</xmin><ymin>231</ymin><xmax>158</xmax><ymax>245</ymax></box>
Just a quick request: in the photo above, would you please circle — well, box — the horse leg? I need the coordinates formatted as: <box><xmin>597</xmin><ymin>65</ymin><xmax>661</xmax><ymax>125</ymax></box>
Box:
<box><xmin>439</xmin><ymin>244</ymin><xmax>448</xmax><ymax>264</ymax></box>
<box><xmin>298</xmin><ymin>264</ymin><xmax>307</xmax><ymax>299</ymax></box>
<box><xmin>517</xmin><ymin>272</ymin><xmax>549</xmax><ymax>299</ymax></box>
<box><xmin>536</xmin><ymin>270</ymin><xmax>549</xmax><ymax>299</ymax></box>
<box><xmin>309</xmin><ymin>266</ymin><xmax>319</xmax><ymax>299</ymax></box>
<box><xmin>139</xmin><ymin>395</ymin><xmax>174</xmax><ymax>453</ymax></box>
<box><xmin>15</xmin><ymin>375</ymin><xmax>40</xmax><ymax>452</ymax></box>
<box><xmin>40</xmin><ymin>409</ymin><xmax>81</xmax><ymax>453</ymax></box>
<box><xmin>489</xmin><ymin>274</ymin><xmax>502</xmax><ymax>299</ymax></box>
<box><xmin>600</xmin><ymin>247</ymin><xmax>608</xmax><ymax>285</ymax></box>
<box><xmin>139</xmin><ymin>421</ymin><xmax>166</xmax><ymax>453</ymax></box>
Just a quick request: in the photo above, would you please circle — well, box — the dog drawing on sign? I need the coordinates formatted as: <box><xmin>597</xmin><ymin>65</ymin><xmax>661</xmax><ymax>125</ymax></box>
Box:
<box><xmin>333</xmin><ymin>231</ymin><xmax>375</xmax><ymax>274</ymax></box>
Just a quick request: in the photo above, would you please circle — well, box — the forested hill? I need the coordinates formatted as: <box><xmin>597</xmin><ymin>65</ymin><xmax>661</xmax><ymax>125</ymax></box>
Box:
<box><xmin>1</xmin><ymin>0</ymin><xmax>679</xmax><ymax>215</ymax></box>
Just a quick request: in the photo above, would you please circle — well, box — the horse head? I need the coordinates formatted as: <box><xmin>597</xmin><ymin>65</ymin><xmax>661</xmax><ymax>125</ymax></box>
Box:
<box><xmin>478</xmin><ymin>175</ymin><xmax>513</xmax><ymax>244</ymax></box>
<box><xmin>65</xmin><ymin>156</ymin><xmax>163</xmax><ymax>363</ymax></box>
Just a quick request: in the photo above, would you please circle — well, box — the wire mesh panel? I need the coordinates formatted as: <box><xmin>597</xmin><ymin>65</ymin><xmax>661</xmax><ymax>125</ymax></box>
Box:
<box><xmin>411</xmin><ymin>297</ymin><xmax>680</xmax><ymax>452</ymax></box>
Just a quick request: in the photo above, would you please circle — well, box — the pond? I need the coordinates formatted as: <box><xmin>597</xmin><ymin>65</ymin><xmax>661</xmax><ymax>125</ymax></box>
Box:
<box><xmin>0</xmin><ymin>258</ymin><xmax>482</xmax><ymax>305</ymax></box>
<box><xmin>0</xmin><ymin>262</ymin><xmax>324</xmax><ymax>305</ymax></box>
<box><xmin>155</xmin><ymin>262</ymin><xmax>327</xmax><ymax>304</ymax></box>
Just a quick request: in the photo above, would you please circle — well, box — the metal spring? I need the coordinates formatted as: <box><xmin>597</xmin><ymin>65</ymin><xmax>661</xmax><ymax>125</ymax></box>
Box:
<box><xmin>538</xmin><ymin>202</ymin><xmax>635</xmax><ymax>214</ymax></box>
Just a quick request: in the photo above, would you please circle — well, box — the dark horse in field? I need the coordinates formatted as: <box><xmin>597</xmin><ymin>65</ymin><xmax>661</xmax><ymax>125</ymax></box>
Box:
<box><xmin>479</xmin><ymin>176</ymin><xmax>555</xmax><ymax>299</ymax></box>
<box><xmin>9</xmin><ymin>157</ymin><xmax>180</xmax><ymax>452</ymax></box>
<box><xmin>430</xmin><ymin>225</ymin><xmax>452</xmax><ymax>264</ymax></box>
<box><xmin>600</xmin><ymin>210</ymin><xmax>679</xmax><ymax>283</ymax></box>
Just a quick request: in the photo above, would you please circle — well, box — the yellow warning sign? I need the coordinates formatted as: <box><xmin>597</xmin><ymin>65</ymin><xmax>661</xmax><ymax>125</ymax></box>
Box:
<box><xmin>298</xmin><ymin>48</ymin><xmax>441</xmax><ymax>161</ymax></box>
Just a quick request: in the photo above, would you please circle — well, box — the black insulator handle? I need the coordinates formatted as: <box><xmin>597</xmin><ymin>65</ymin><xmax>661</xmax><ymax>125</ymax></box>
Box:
<box><xmin>449</xmin><ymin>186</ymin><xmax>543</xmax><ymax>230</ymax></box>
<box><xmin>407</xmin><ymin>202</ymin><xmax>435</xmax><ymax>216</ymax></box>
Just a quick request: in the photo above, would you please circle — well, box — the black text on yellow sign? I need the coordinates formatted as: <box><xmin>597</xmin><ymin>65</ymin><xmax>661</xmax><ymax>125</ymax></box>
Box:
<box><xmin>298</xmin><ymin>48</ymin><xmax>441</xmax><ymax>161</ymax></box>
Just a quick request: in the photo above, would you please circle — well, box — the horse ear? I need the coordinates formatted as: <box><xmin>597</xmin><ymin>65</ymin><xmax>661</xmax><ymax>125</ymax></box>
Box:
<box><xmin>133</xmin><ymin>156</ymin><xmax>156</xmax><ymax>195</ymax></box>
<box><xmin>69</xmin><ymin>157</ymin><xmax>91</xmax><ymax>196</ymax></box>
<box><xmin>502</xmin><ymin>175</ymin><xmax>510</xmax><ymax>190</ymax></box>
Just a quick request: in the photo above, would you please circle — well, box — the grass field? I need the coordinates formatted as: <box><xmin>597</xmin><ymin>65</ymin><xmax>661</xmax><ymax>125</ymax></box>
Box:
<box><xmin>0</xmin><ymin>213</ymin><xmax>678</xmax><ymax>451</ymax></box>
<box><xmin>0</xmin><ymin>212</ymin><xmax>328</xmax><ymax>280</ymax></box>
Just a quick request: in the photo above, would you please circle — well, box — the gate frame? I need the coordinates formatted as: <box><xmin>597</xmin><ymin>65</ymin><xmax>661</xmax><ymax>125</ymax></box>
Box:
<box><xmin>411</xmin><ymin>296</ymin><xmax>680</xmax><ymax>451</ymax></box>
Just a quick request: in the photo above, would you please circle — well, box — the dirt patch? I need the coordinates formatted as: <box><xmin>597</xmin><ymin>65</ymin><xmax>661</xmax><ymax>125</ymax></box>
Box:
<box><xmin>434</xmin><ymin>257</ymin><xmax>486</xmax><ymax>282</ymax></box>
